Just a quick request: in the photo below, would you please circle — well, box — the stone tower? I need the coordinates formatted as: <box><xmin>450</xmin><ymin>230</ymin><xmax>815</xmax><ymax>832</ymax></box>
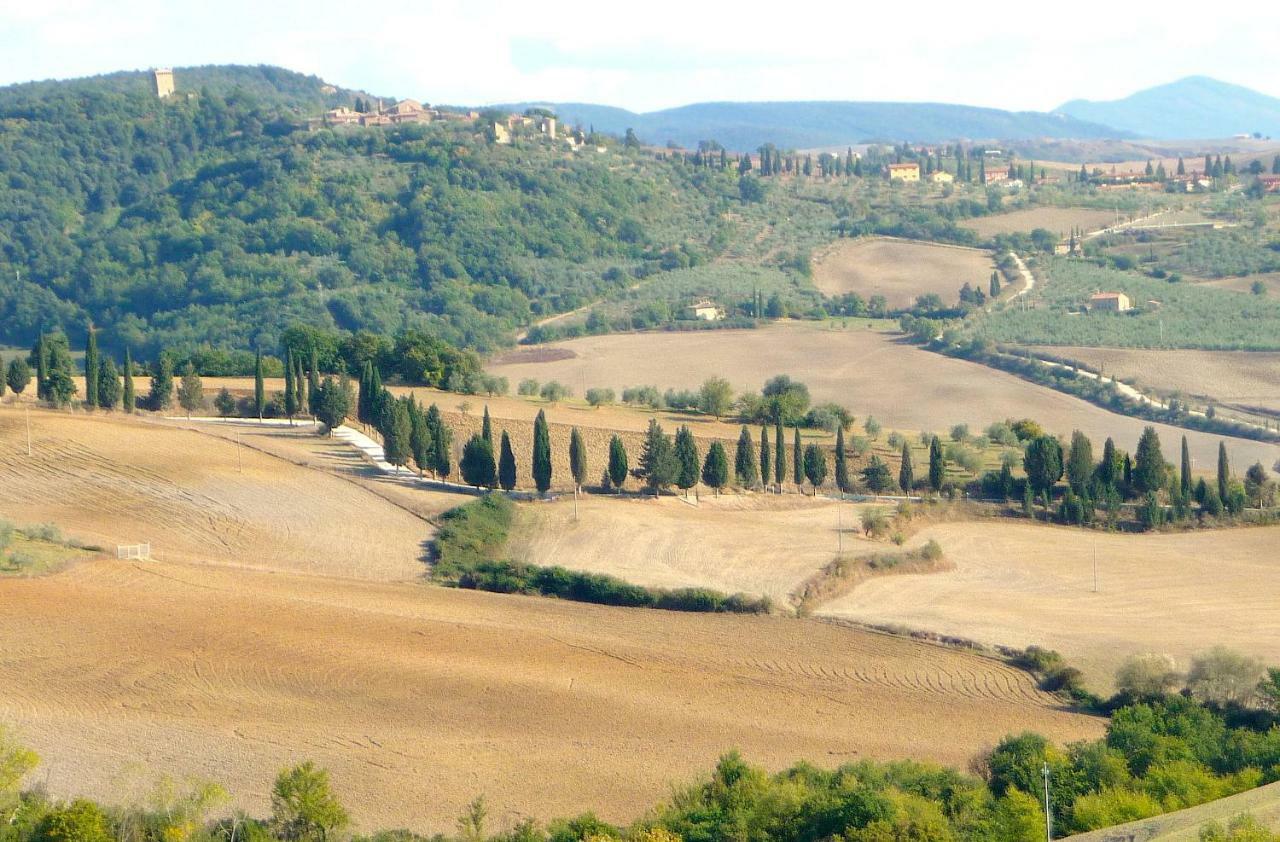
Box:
<box><xmin>153</xmin><ymin>68</ymin><xmax>175</xmax><ymax>99</ymax></box>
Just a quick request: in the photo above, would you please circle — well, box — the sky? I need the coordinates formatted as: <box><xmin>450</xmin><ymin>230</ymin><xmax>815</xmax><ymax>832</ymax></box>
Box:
<box><xmin>1</xmin><ymin>0</ymin><xmax>1278</xmax><ymax>113</ymax></box>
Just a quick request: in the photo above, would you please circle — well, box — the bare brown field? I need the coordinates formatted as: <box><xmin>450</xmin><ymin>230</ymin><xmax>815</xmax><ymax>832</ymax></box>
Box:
<box><xmin>483</xmin><ymin>322</ymin><xmax>1280</xmax><ymax>472</ymax></box>
<box><xmin>0</xmin><ymin>561</ymin><xmax>1102</xmax><ymax>832</ymax></box>
<box><xmin>510</xmin><ymin>494</ymin><xmax>881</xmax><ymax>604</ymax></box>
<box><xmin>811</xmin><ymin>239</ymin><xmax>994</xmax><ymax>307</ymax></box>
<box><xmin>0</xmin><ymin>407</ymin><xmax>429</xmax><ymax>580</ymax></box>
<box><xmin>1024</xmin><ymin>346</ymin><xmax>1280</xmax><ymax>412</ymax></box>
<box><xmin>817</xmin><ymin>521</ymin><xmax>1280</xmax><ymax>692</ymax></box>
<box><xmin>1199</xmin><ymin>271</ymin><xmax>1280</xmax><ymax>296</ymax></box>
<box><xmin>963</xmin><ymin>207</ymin><xmax>1119</xmax><ymax>238</ymax></box>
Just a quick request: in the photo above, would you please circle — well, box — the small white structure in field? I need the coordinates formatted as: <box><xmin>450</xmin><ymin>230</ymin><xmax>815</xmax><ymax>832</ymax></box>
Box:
<box><xmin>117</xmin><ymin>543</ymin><xmax>152</xmax><ymax>561</ymax></box>
<box><xmin>686</xmin><ymin>299</ymin><xmax>724</xmax><ymax>321</ymax></box>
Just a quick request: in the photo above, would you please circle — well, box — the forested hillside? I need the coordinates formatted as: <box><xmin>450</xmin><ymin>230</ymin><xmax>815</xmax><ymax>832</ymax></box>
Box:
<box><xmin>0</xmin><ymin>66</ymin><xmax>730</xmax><ymax>357</ymax></box>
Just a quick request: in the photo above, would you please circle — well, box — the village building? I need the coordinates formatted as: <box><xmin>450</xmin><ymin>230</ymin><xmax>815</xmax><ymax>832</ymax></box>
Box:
<box><xmin>887</xmin><ymin>162</ymin><xmax>921</xmax><ymax>182</ymax></box>
<box><xmin>686</xmin><ymin>299</ymin><xmax>724</xmax><ymax>321</ymax></box>
<box><xmin>491</xmin><ymin>121</ymin><xmax>512</xmax><ymax>145</ymax></box>
<box><xmin>153</xmin><ymin>68</ymin><xmax>175</xmax><ymax>99</ymax></box>
<box><xmin>929</xmin><ymin>170</ymin><xmax>954</xmax><ymax>184</ymax></box>
<box><xmin>1258</xmin><ymin>175</ymin><xmax>1280</xmax><ymax>193</ymax></box>
<box><xmin>983</xmin><ymin>167</ymin><xmax>1009</xmax><ymax>185</ymax></box>
<box><xmin>1090</xmin><ymin>292</ymin><xmax>1132</xmax><ymax>312</ymax></box>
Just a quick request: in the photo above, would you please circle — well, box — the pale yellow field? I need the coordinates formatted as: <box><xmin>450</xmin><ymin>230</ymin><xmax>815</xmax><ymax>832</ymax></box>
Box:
<box><xmin>510</xmin><ymin>494</ymin><xmax>879</xmax><ymax>605</ymax></box>
<box><xmin>811</xmin><ymin>239</ymin><xmax>994</xmax><ymax>307</ymax></box>
<box><xmin>483</xmin><ymin>322</ymin><xmax>1280</xmax><ymax>473</ymax></box>
<box><xmin>964</xmin><ymin>207</ymin><xmax>1120</xmax><ymax>238</ymax></box>
<box><xmin>1025</xmin><ymin>346</ymin><xmax>1280</xmax><ymax>412</ymax></box>
<box><xmin>817</xmin><ymin>520</ymin><xmax>1280</xmax><ymax>691</ymax></box>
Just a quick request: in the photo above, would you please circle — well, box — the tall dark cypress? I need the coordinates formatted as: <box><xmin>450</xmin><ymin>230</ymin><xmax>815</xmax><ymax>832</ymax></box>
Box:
<box><xmin>84</xmin><ymin>327</ymin><xmax>99</xmax><ymax>409</ymax></box>
<box><xmin>499</xmin><ymin>430</ymin><xmax>517</xmax><ymax>491</ymax></box>
<box><xmin>1180</xmin><ymin>436</ymin><xmax>1192</xmax><ymax>500</ymax></box>
<box><xmin>532</xmin><ymin>409</ymin><xmax>552</xmax><ymax>493</ymax></box>
<box><xmin>123</xmin><ymin>349</ymin><xmax>136</xmax><ymax>412</ymax></box>
<box><xmin>759</xmin><ymin>426</ymin><xmax>771</xmax><ymax>492</ymax></box>
<box><xmin>928</xmin><ymin>436</ymin><xmax>944</xmax><ymax>491</ymax></box>
<box><xmin>792</xmin><ymin>427</ymin><xmax>803</xmax><ymax>487</ymax></box>
<box><xmin>834</xmin><ymin>426</ymin><xmax>849</xmax><ymax>494</ymax></box>
<box><xmin>294</xmin><ymin>353</ymin><xmax>306</xmax><ymax>415</ymax></box>
<box><xmin>1217</xmin><ymin>441</ymin><xmax>1230</xmax><ymax>503</ymax></box>
<box><xmin>34</xmin><ymin>334</ymin><xmax>48</xmax><ymax>401</ymax></box>
<box><xmin>307</xmin><ymin>344</ymin><xmax>321</xmax><ymax>415</ymax></box>
<box><xmin>254</xmin><ymin>350</ymin><xmax>265</xmax><ymax>420</ymax></box>
<box><xmin>899</xmin><ymin>442</ymin><xmax>914</xmax><ymax>494</ymax></box>
<box><xmin>284</xmin><ymin>349</ymin><xmax>297</xmax><ymax>421</ymax></box>
<box><xmin>774</xmin><ymin>418</ymin><xmax>785</xmax><ymax>489</ymax></box>
<box><xmin>482</xmin><ymin>406</ymin><xmax>493</xmax><ymax>446</ymax></box>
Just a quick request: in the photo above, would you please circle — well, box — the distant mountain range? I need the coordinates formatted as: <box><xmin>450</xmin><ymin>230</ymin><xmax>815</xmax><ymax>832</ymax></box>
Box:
<box><xmin>1055</xmin><ymin>76</ymin><xmax>1280</xmax><ymax>141</ymax></box>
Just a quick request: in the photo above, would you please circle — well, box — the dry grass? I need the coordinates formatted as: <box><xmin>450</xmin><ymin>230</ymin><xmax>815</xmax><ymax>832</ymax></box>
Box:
<box><xmin>963</xmin><ymin>207</ymin><xmax>1119</xmax><ymax>239</ymax></box>
<box><xmin>1024</xmin><ymin>346</ymin><xmax>1280</xmax><ymax>412</ymax></box>
<box><xmin>1064</xmin><ymin>780</ymin><xmax>1280</xmax><ymax>841</ymax></box>
<box><xmin>817</xmin><ymin>520</ymin><xmax>1280</xmax><ymax>692</ymax></box>
<box><xmin>483</xmin><ymin>321</ymin><xmax>1280</xmax><ymax>473</ymax></box>
<box><xmin>811</xmin><ymin>239</ymin><xmax>994</xmax><ymax>307</ymax></box>
<box><xmin>509</xmin><ymin>494</ymin><xmax>881</xmax><ymax>604</ymax></box>
<box><xmin>0</xmin><ymin>407</ymin><xmax>430</xmax><ymax>580</ymax></box>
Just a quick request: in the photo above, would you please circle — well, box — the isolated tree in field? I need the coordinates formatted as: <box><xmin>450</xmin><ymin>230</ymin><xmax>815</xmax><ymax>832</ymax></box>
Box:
<box><xmin>461</xmin><ymin>434</ymin><xmax>497</xmax><ymax>489</ymax></box>
<box><xmin>674</xmin><ymin>425</ymin><xmax>700</xmax><ymax>496</ymax></box>
<box><xmin>793</xmin><ymin>427</ymin><xmax>803</xmax><ymax>487</ymax></box>
<box><xmin>1066</xmin><ymin>430</ymin><xmax>1093</xmax><ymax>494</ymax></box>
<box><xmin>270</xmin><ymin>761</ymin><xmax>350</xmax><ymax>842</ymax></box>
<box><xmin>6</xmin><ymin>357</ymin><xmax>30</xmax><ymax>397</ymax></box>
<box><xmin>383</xmin><ymin>399</ymin><xmax>413</xmax><ymax>471</ymax></box>
<box><xmin>284</xmin><ymin>350</ymin><xmax>298</xmax><ymax>421</ymax></box>
<box><xmin>498</xmin><ymin>431</ymin><xmax>517</xmax><ymax>491</ymax></box>
<box><xmin>759</xmin><ymin>426</ymin><xmax>771</xmax><ymax>491</ymax></box>
<box><xmin>83</xmin><ymin>327</ymin><xmax>99</xmax><ymax>409</ymax></box>
<box><xmin>803</xmin><ymin>444</ymin><xmax>827</xmax><ymax>494</ymax></box>
<box><xmin>863</xmin><ymin>416</ymin><xmax>881</xmax><ymax>440</ymax></box>
<box><xmin>146</xmin><ymin>353</ymin><xmax>173</xmax><ymax>411</ymax></box>
<box><xmin>1133</xmin><ymin>426</ymin><xmax>1165</xmax><ymax>495</ymax></box>
<box><xmin>862</xmin><ymin>455</ymin><xmax>892</xmax><ymax>495</ymax></box>
<box><xmin>835</xmin><ymin>426</ymin><xmax>850</xmax><ymax>494</ymax></box>
<box><xmin>928</xmin><ymin>436</ymin><xmax>944</xmax><ymax>491</ymax></box>
<box><xmin>1180</xmin><ymin>436</ymin><xmax>1193</xmax><ymax>500</ymax></box>
<box><xmin>1217</xmin><ymin>441</ymin><xmax>1231</xmax><ymax>503</ymax></box>
<box><xmin>482</xmin><ymin>406</ymin><xmax>493</xmax><ymax>446</ymax></box>
<box><xmin>774</xmin><ymin>418</ymin><xmax>785</xmax><ymax>490</ymax></box>
<box><xmin>899</xmin><ymin>442</ymin><xmax>914</xmax><ymax>493</ymax></box>
<box><xmin>97</xmin><ymin>357</ymin><xmax>119</xmax><ymax>410</ymax></box>
<box><xmin>254</xmin><ymin>351</ymin><xmax>265</xmax><ymax>420</ymax></box>
<box><xmin>532</xmin><ymin>409</ymin><xmax>552</xmax><ymax>493</ymax></box>
<box><xmin>177</xmin><ymin>365</ymin><xmax>203</xmax><ymax>418</ymax></box>
<box><xmin>989</xmin><ymin>271</ymin><xmax>1001</xmax><ymax>298</ymax></box>
<box><xmin>569</xmin><ymin>427</ymin><xmax>588</xmax><ymax>493</ymax></box>
<box><xmin>1024</xmin><ymin>435</ymin><xmax>1064</xmax><ymax>509</ymax></box>
<box><xmin>122</xmin><ymin>350</ymin><xmax>135</xmax><ymax>412</ymax></box>
<box><xmin>607</xmin><ymin>434</ymin><xmax>628</xmax><ymax>492</ymax></box>
<box><xmin>639</xmin><ymin>418</ymin><xmax>677</xmax><ymax>495</ymax></box>
<box><xmin>701</xmin><ymin>441</ymin><xmax>729</xmax><ymax>495</ymax></box>
<box><xmin>734</xmin><ymin>426</ymin><xmax>758</xmax><ymax>487</ymax></box>
<box><xmin>314</xmin><ymin>377</ymin><xmax>350</xmax><ymax>434</ymax></box>
<box><xmin>698</xmin><ymin>377</ymin><xmax>734</xmax><ymax>418</ymax></box>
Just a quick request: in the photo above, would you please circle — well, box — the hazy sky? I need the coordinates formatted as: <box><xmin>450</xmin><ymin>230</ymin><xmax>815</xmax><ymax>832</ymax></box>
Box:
<box><xmin>1</xmin><ymin>0</ymin><xmax>1277</xmax><ymax>112</ymax></box>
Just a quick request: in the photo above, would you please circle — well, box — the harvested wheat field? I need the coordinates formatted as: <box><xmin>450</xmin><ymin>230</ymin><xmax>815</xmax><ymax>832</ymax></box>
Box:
<box><xmin>1025</xmin><ymin>346</ymin><xmax>1280</xmax><ymax>412</ymax></box>
<box><xmin>817</xmin><ymin>521</ymin><xmax>1280</xmax><ymax>692</ymax></box>
<box><xmin>811</xmin><ymin>239</ymin><xmax>994</xmax><ymax>307</ymax></box>
<box><xmin>0</xmin><ymin>407</ymin><xmax>428</xmax><ymax>580</ymax></box>
<box><xmin>963</xmin><ymin>206</ymin><xmax>1119</xmax><ymax>239</ymax></box>
<box><xmin>0</xmin><ymin>559</ymin><xmax>1101</xmax><ymax>832</ymax></box>
<box><xmin>510</xmin><ymin>494</ymin><xmax>878</xmax><ymax>604</ymax></box>
<box><xmin>484</xmin><ymin>321</ymin><xmax>1280</xmax><ymax>471</ymax></box>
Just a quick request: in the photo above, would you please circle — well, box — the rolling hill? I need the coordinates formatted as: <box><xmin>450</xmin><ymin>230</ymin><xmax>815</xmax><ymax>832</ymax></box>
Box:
<box><xmin>1056</xmin><ymin>76</ymin><xmax>1280</xmax><ymax>140</ymax></box>
<box><xmin>500</xmin><ymin>100</ymin><xmax>1129</xmax><ymax>150</ymax></box>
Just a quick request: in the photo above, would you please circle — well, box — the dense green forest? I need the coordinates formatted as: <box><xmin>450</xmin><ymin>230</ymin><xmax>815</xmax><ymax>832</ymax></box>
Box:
<box><xmin>0</xmin><ymin>66</ymin><xmax>734</xmax><ymax>358</ymax></box>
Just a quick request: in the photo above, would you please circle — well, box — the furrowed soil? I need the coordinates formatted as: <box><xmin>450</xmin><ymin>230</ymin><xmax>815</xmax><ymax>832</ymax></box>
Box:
<box><xmin>0</xmin><ymin>407</ymin><xmax>1103</xmax><ymax>832</ymax></box>
<box><xmin>817</xmin><ymin>520</ymin><xmax>1280</xmax><ymax>692</ymax></box>
<box><xmin>1023</xmin><ymin>346</ymin><xmax>1280</xmax><ymax>413</ymax></box>
<box><xmin>483</xmin><ymin>321</ymin><xmax>1280</xmax><ymax>472</ymax></box>
<box><xmin>811</xmin><ymin>239</ymin><xmax>994</xmax><ymax>307</ymax></box>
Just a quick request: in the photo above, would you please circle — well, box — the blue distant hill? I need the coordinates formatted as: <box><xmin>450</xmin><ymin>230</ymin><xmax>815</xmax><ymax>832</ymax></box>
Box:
<box><xmin>1055</xmin><ymin>76</ymin><xmax>1280</xmax><ymax>140</ymax></box>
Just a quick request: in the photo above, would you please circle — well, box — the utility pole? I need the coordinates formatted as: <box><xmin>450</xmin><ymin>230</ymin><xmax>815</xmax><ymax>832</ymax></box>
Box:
<box><xmin>1043</xmin><ymin>762</ymin><xmax>1053</xmax><ymax>842</ymax></box>
<box><xmin>25</xmin><ymin>403</ymin><xmax>32</xmax><ymax>457</ymax></box>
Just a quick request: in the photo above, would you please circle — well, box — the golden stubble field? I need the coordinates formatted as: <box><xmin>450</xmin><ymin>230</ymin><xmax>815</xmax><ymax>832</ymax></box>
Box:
<box><xmin>963</xmin><ymin>207</ymin><xmax>1120</xmax><ymax>239</ymax></box>
<box><xmin>1025</xmin><ymin>346</ymin><xmax>1280</xmax><ymax>412</ymax></box>
<box><xmin>817</xmin><ymin>520</ymin><xmax>1280</xmax><ymax>692</ymax></box>
<box><xmin>0</xmin><ymin>411</ymin><xmax>1104</xmax><ymax>831</ymax></box>
<box><xmin>483</xmin><ymin>321</ymin><xmax>1280</xmax><ymax>472</ymax></box>
<box><xmin>811</xmin><ymin>239</ymin><xmax>994</xmax><ymax>307</ymax></box>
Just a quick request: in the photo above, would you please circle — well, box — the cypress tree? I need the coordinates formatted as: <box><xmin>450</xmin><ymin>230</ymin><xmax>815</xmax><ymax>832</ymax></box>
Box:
<box><xmin>409</xmin><ymin>398</ymin><xmax>430</xmax><ymax>476</ymax></box>
<box><xmin>1133</xmin><ymin>427</ymin><xmax>1165</xmax><ymax>494</ymax></box>
<box><xmin>734</xmin><ymin>426</ymin><xmax>757</xmax><ymax>487</ymax></box>
<box><xmin>792</xmin><ymin>427</ymin><xmax>803</xmax><ymax>487</ymax></box>
<box><xmin>147</xmin><ymin>353</ymin><xmax>174</xmax><ymax>411</ymax></box>
<box><xmin>98</xmin><ymin>357</ymin><xmax>120</xmax><ymax>410</ymax></box>
<box><xmin>1098</xmin><ymin>437</ymin><xmax>1118</xmax><ymax>489</ymax></box>
<box><xmin>569</xmin><ymin>426</ymin><xmax>588</xmax><ymax>492</ymax></box>
<box><xmin>607</xmin><ymin>434</ymin><xmax>628</xmax><ymax>492</ymax></box>
<box><xmin>427</xmin><ymin>403</ymin><xmax>451</xmax><ymax>479</ymax></box>
<box><xmin>383</xmin><ymin>399</ymin><xmax>413</xmax><ymax>470</ymax></box>
<box><xmin>532</xmin><ymin>409</ymin><xmax>552</xmax><ymax>493</ymax></box>
<box><xmin>84</xmin><ymin>327</ymin><xmax>99</xmax><ymax>409</ymax></box>
<box><xmin>1066</xmin><ymin>430</ymin><xmax>1094</xmax><ymax>494</ymax></box>
<box><xmin>928</xmin><ymin>436</ymin><xmax>944</xmax><ymax>491</ymax></box>
<box><xmin>499</xmin><ymin>431</ymin><xmax>517</xmax><ymax>491</ymax></box>
<box><xmin>254</xmin><ymin>351</ymin><xmax>265</xmax><ymax>420</ymax></box>
<box><xmin>834</xmin><ymin>426</ymin><xmax>850</xmax><ymax>494</ymax></box>
<box><xmin>774</xmin><ymin>418</ymin><xmax>785</xmax><ymax>489</ymax></box>
<box><xmin>34</xmin><ymin>334</ymin><xmax>48</xmax><ymax>401</ymax></box>
<box><xmin>701</xmin><ymin>442</ymin><xmax>729</xmax><ymax>495</ymax></box>
<box><xmin>639</xmin><ymin>418</ymin><xmax>676</xmax><ymax>495</ymax></box>
<box><xmin>307</xmin><ymin>345</ymin><xmax>321</xmax><ymax>416</ymax></box>
<box><xmin>294</xmin><ymin>353</ymin><xmax>306</xmax><ymax>416</ymax></box>
<box><xmin>898</xmin><ymin>442</ymin><xmax>914</xmax><ymax>494</ymax></box>
<box><xmin>759</xmin><ymin>426</ymin><xmax>771</xmax><ymax>492</ymax></box>
<box><xmin>123</xmin><ymin>349</ymin><xmax>135</xmax><ymax>412</ymax></box>
<box><xmin>1180</xmin><ymin>436</ymin><xmax>1192</xmax><ymax>500</ymax></box>
<box><xmin>803</xmin><ymin>444</ymin><xmax>827</xmax><ymax>494</ymax></box>
<box><xmin>357</xmin><ymin>361</ymin><xmax>371</xmax><ymax>425</ymax></box>
<box><xmin>459</xmin><ymin>434</ymin><xmax>496</xmax><ymax>488</ymax></box>
<box><xmin>674</xmin><ymin>425</ymin><xmax>700</xmax><ymax>496</ymax></box>
<box><xmin>482</xmin><ymin>406</ymin><xmax>493</xmax><ymax>446</ymax></box>
<box><xmin>1217</xmin><ymin>441</ymin><xmax>1230</xmax><ymax>503</ymax></box>
<box><xmin>284</xmin><ymin>349</ymin><xmax>298</xmax><ymax>421</ymax></box>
